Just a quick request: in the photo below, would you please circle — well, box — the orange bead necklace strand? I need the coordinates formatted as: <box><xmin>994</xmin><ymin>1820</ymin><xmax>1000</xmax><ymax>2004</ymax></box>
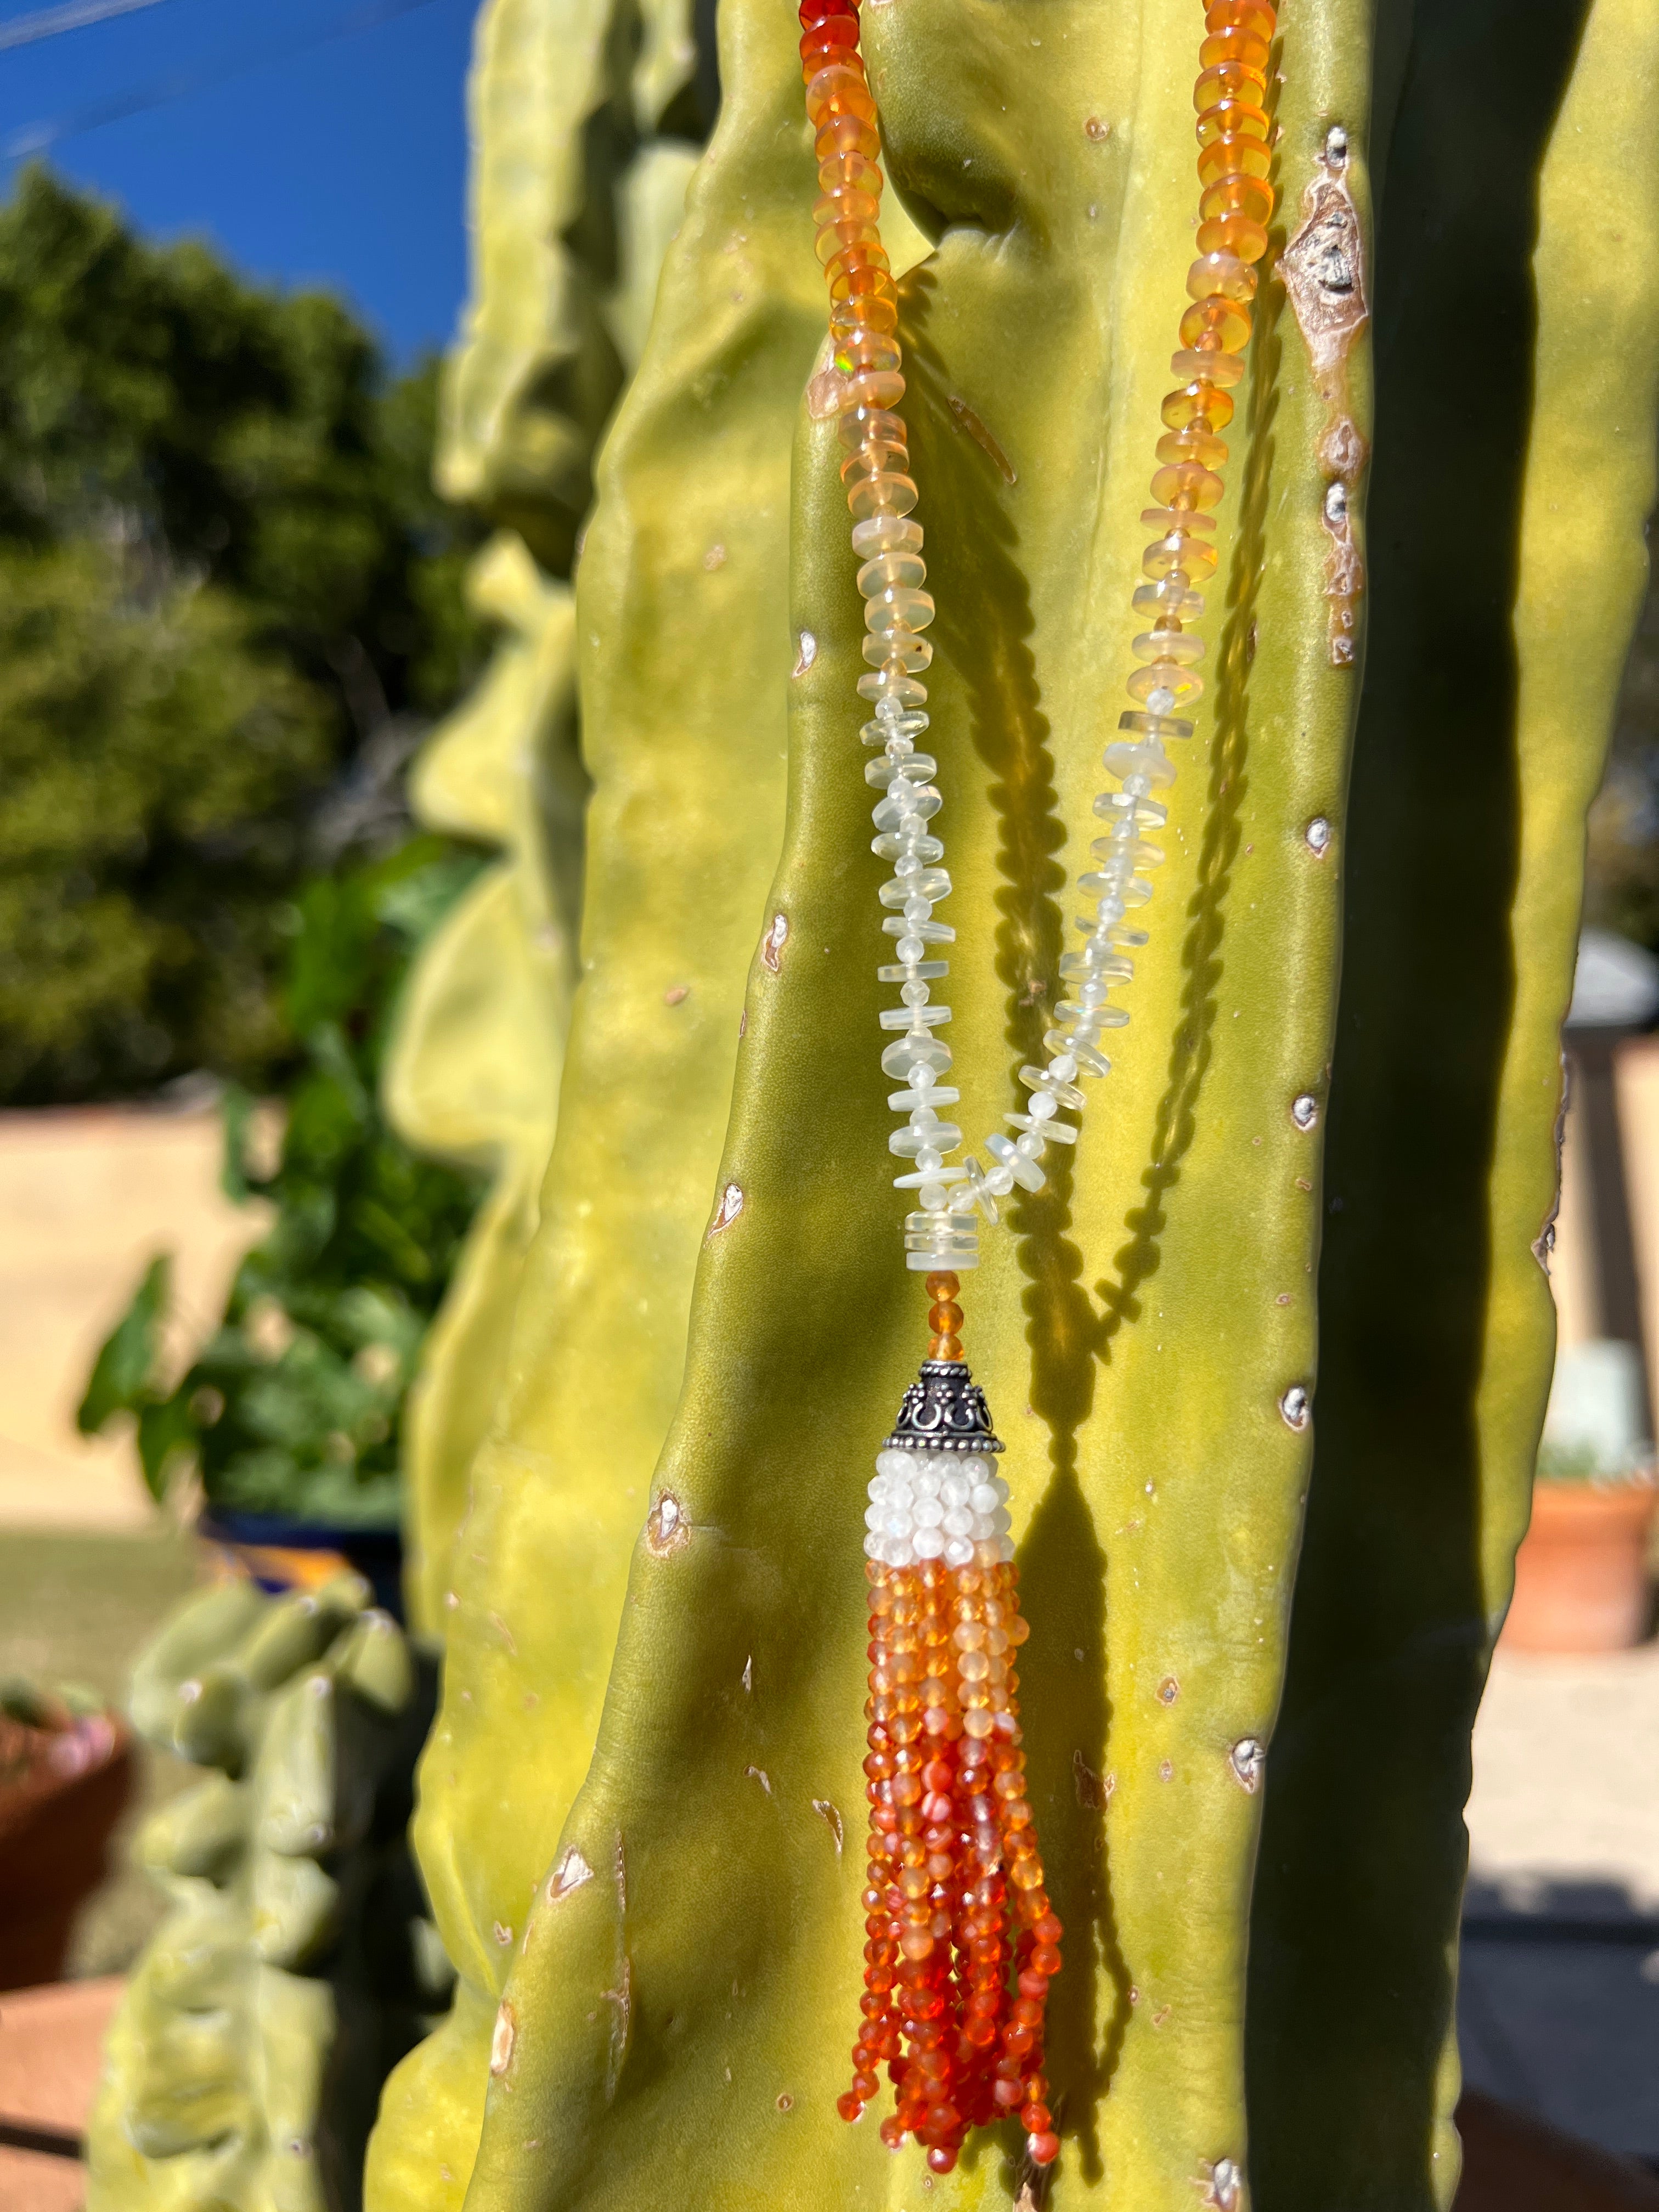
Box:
<box><xmin>798</xmin><ymin>0</ymin><xmax>1277</xmax><ymax>2179</ymax></box>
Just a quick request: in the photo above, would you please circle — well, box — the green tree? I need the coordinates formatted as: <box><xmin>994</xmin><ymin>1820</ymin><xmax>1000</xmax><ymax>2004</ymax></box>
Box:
<box><xmin>0</xmin><ymin>165</ymin><xmax>486</xmax><ymax>1102</ymax></box>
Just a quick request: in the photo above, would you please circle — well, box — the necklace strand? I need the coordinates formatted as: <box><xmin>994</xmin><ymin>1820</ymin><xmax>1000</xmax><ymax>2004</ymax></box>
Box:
<box><xmin>799</xmin><ymin>0</ymin><xmax>1278</xmax><ymax>2172</ymax></box>
<box><xmin>800</xmin><ymin>0</ymin><xmax>1277</xmax><ymax>1278</ymax></box>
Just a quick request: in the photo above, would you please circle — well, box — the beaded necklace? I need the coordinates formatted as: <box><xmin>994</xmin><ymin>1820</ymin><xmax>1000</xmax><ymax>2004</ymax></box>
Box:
<box><xmin>798</xmin><ymin>0</ymin><xmax>1277</xmax><ymax>2175</ymax></box>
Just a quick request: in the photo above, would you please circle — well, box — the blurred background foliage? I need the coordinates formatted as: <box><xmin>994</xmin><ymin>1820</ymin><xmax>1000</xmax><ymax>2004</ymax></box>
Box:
<box><xmin>77</xmin><ymin>838</ymin><xmax>484</xmax><ymax>1527</ymax></box>
<box><xmin>0</xmin><ymin>161</ymin><xmax>488</xmax><ymax>1106</ymax></box>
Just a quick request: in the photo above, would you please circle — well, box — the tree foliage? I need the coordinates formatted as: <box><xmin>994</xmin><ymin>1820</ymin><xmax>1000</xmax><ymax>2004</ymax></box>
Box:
<box><xmin>0</xmin><ymin>165</ymin><xmax>485</xmax><ymax>1102</ymax></box>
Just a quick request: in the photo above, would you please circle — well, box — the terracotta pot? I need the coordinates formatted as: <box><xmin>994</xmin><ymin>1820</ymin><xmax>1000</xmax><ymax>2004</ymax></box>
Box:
<box><xmin>0</xmin><ymin>1706</ymin><xmax>132</xmax><ymax>1991</ymax></box>
<box><xmin>1453</xmin><ymin>2089</ymin><xmax>1659</xmax><ymax>2211</ymax></box>
<box><xmin>1501</xmin><ymin>1478</ymin><xmax>1657</xmax><ymax>1653</ymax></box>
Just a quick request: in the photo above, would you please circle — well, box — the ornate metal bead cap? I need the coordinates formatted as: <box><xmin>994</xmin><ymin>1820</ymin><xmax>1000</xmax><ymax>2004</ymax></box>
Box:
<box><xmin>884</xmin><ymin>1361</ymin><xmax>1005</xmax><ymax>1454</ymax></box>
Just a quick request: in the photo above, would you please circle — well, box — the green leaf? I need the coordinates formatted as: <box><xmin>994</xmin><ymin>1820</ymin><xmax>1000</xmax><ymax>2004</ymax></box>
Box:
<box><xmin>76</xmin><ymin>1254</ymin><xmax>172</xmax><ymax>1434</ymax></box>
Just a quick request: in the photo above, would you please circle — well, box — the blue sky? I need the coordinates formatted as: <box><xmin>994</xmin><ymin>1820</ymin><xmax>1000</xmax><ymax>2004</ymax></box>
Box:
<box><xmin>0</xmin><ymin>0</ymin><xmax>476</xmax><ymax>364</ymax></box>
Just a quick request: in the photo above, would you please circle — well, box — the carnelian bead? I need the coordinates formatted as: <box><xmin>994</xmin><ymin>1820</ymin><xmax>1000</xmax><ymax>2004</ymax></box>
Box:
<box><xmin>815</xmin><ymin>114</ymin><xmax>879</xmax><ymax>160</ymax></box>
<box><xmin>1029</xmin><ymin>2132</ymin><xmax>1060</xmax><ymax>2166</ymax></box>
<box><xmin>1152</xmin><ymin>460</ymin><xmax>1224</xmax><ymax>510</ymax></box>
<box><xmin>1197</xmin><ymin>97</ymin><xmax>1269</xmax><ymax>144</ymax></box>
<box><xmin>815</xmin><ymin>185</ymin><xmax>878</xmax><ymax>227</ymax></box>
<box><xmin>1187</xmin><ymin>250</ymin><xmax>1257</xmax><ymax>302</ymax></box>
<box><xmin>820</xmin><ymin>151</ymin><xmax>882</xmax><ymax>197</ymax></box>
<box><xmin>1200</xmin><ymin>24</ymin><xmax>1269</xmax><ymax>67</ymax></box>
<box><xmin>806</xmin><ymin>65</ymin><xmax>876</xmax><ymax>122</ymax></box>
<box><xmin>1171</xmin><ymin>345</ymin><xmax>1244</xmax><ymax>386</ymax></box>
<box><xmin>1201</xmin><ymin>171</ymin><xmax>1273</xmax><ymax>223</ymax></box>
<box><xmin>1180</xmin><ymin>296</ymin><xmax>1251</xmax><ymax>353</ymax></box>
<box><xmin>1195</xmin><ymin>60</ymin><xmax>1266</xmax><ymax>110</ymax></box>
<box><xmin>1022</xmin><ymin>2101</ymin><xmax>1053</xmax><ymax>2132</ymax></box>
<box><xmin>1197</xmin><ymin>131</ymin><xmax>1271</xmax><ymax>185</ymax></box>
<box><xmin>1031</xmin><ymin>1944</ymin><xmax>1063</xmax><ymax>1974</ymax></box>
<box><xmin>801</xmin><ymin>22</ymin><xmax>859</xmax><ymax>71</ymax></box>
<box><xmin>1205</xmin><ymin>0</ymin><xmax>1276</xmax><ymax>32</ymax></box>
<box><xmin>1158</xmin><ymin>425</ymin><xmax>1227</xmax><ymax>470</ymax></box>
<box><xmin>1198</xmin><ymin>215</ymin><xmax>1269</xmax><ymax>262</ymax></box>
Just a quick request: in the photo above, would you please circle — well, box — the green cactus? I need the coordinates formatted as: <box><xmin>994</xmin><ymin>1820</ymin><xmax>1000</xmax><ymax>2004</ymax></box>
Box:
<box><xmin>355</xmin><ymin>0</ymin><xmax>1659</xmax><ymax>2205</ymax></box>
<box><xmin>87</xmin><ymin>1575</ymin><xmax>445</xmax><ymax>2212</ymax></box>
<box><xmin>385</xmin><ymin>0</ymin><xmax>720</xmax><ymax>1637</ymax></box>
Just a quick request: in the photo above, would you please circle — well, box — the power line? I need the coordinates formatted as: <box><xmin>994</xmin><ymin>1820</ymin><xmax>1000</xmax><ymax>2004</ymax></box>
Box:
<box><xmin>3</xmin><ymin>0</ymin><xmax>452</xmax><ymax>160</ymax></box>
<box><xmin>0</xmin><ymin>0</ymin><xmax>168</xmax><ymax>54</ymax></box>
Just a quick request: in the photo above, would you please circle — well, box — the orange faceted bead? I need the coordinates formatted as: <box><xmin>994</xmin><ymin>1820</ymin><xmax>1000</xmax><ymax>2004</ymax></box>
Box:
<box><xmin>1200</xmin><ymin>170</ymin><xmax>1273</xmax><ymax>224</ymax></box>
<box><xmin>1197</xmin><ymin>213</ymin><xmax>1270</xmax><ymax>262</ymax></box>
<box><xmin>805</xmin><ymin>63</ymin><xmax>876</xmax><ymax>126</ymax></box>
<box><xmin>1161</xmin><ymin>377</ymin><xmax>1234</xmax><ymax>430</ymax></box>
<box><xmin>1198</xmin><ymin>130</ymin><xmax>1272</xmax><ymax>184</ymax></box>
<box><xmin>1187</xmin><ymin>250</ymin><xmax>1257</xmax><ymax>302</ymax></box>
<box><xmin>1200</xmin><ymin>24</ymin><xmax>1269</xmax><ymax>68</ymax></box>
<box><xmin>1205</xmin><ymin>0</ymin><xmax>1277</xmax><ymax>33</ymax></box>
<box><xmin>1180</xmin><ymin>295</ymin><xmax>1252</xmax><ymax>353</ymax></box>
<box><xmin>814</xmin><ymin>112</ymin><xmax>879</xmax><ymax>160</ymax></box>
<box><xmin>1194</xmin><ymin>60</ymin><xmax>1267</xmax><ymax>110</ymax></box>
<box><xmin>1196</xmin><ymin>97</ymin><xmax>1269</xmax><ymax>144</ymax></box>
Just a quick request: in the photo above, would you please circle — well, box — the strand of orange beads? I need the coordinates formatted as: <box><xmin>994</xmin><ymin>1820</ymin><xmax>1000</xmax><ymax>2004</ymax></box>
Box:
<box><xmin>808</xmin><ymin>0</ymin><xmax>1278</xmax><ymax>2179</ymax></box>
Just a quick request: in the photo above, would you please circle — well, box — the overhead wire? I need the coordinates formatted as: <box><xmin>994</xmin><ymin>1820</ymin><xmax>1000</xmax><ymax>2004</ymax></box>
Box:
<box><xmin>0</xmin><ymin>0</ymin><xmax>170</xmax><ymax>57</ymax></box>
<box><xmin>2</xmin><ymin>0</ymin><xmax>453</xmax><ymax>160</ymax></box>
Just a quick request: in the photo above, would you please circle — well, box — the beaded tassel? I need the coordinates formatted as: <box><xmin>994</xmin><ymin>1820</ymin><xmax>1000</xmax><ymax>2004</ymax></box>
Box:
<box><xmin>840</xmin><ymin>1277</ymin><xmax>1062</xmax><ymax>2172</ymax></box>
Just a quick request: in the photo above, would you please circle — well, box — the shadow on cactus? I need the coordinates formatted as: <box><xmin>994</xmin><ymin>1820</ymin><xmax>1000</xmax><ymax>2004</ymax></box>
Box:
<box><xmin>78</xmin><ymin>836</ymin><xmax>486</xmax><ymax>1527</ymax></box>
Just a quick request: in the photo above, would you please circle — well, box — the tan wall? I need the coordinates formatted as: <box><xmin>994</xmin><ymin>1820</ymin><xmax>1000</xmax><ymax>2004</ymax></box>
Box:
<box><xmin>0</xmin><ymin>1108</ymin><xmax>265</xmax><ymax>1530</ymax></box>
<box><xmin>1613</xmin><ymin>1039</ymin><xmax>1659</xmax><ymax>1396</ymax></box>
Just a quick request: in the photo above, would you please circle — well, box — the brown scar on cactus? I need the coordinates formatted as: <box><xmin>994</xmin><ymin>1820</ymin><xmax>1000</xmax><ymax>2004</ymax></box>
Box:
<box><xmin>791</xmin><ymin>630</ymin><xmax>816</xmax><ymax>678</ymax></box>
<box><xmin>663</xmin><ymin>983</ymin><xmax>691</xmax><ymax>1005</ymax></box>
<box><xmin>811</xmin><ymin>1797</ymin><xmax>844</xmax><ymax>1854</ymax></box>
<box><xmin>744</xmin><ymin>1764</ymin><xmax>772</xmax><ymax>1795</ymax></box>
<box><xmin>945</xmin><ymin>394</ymin><xmax>1018</xmax><ymax>484</ymax></box>
<box><xmin>761</xmin><ymin>912</ymin><xmax>789</xmax><ymax>972</ymax></box>
<box><xmin>1280</xmin><ymin>122</ymin><xmax>1370</xmax><ymax>664</ymax></box>
<box><xmin>646</xmin><ymin>1492</ymin><xmax>692</xmax><ymax>1555</ymax></box>
<box><xmin>707</xmin><ymin>1182</ymin><xmax>744</xmax><ymax>1238</ymax></box>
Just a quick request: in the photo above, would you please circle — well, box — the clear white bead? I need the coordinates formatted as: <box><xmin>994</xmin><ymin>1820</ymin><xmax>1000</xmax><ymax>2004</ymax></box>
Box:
<box><xmin>943</xmin><ymin>1536</ymin><xmax>975</xmax><ymax>1568</ymax></box>
<box><xmin>969</xmin><ymin>1483</ymin><xmax>1000</xmax><ymax>1514</ymax></box>
<box><xmin>940</xmin><ymin>1473</ymin><xmax>970</xmax><ymax>1507</ymax></box>
<box><xmin>985</xmin><ymin>1132</ymin><xmax>1045</xmax><ymax>1192</ymax></box>
<box><xmin>913</xmin><ymin>1526</ymin><xmax>945</xmax><ymax>1560</ymax></box>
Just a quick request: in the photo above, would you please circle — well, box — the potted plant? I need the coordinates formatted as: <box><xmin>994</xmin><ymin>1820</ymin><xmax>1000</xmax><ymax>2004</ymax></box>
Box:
<box><xmin>1504</xmin><ymin>1338</ymin><xmax>1658</xmax><ymax>1651</ymax></box>
<box><xmin>0</xmin><ymin>1681</ymin><xmax>132</xmax><ymax>1990</ymax></box>
<box><xmin>76</xmin><ymin>839</ymin><xmax>484</xmax><ymax>1618</ymax></box>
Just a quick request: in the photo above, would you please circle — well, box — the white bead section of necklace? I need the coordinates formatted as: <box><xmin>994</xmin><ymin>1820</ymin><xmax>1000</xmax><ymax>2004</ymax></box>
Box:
<box><xmin>862</xmin><ymin>566</ymin><xmax>1194</xmax><ymax>1275</ymax></box>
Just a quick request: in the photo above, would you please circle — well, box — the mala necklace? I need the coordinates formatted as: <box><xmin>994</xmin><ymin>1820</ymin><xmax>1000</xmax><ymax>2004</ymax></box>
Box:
<box><xmin>798</xmin><ymin>0</ymin><xmax>1277</xmax><ymax>2175</ymax></box>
